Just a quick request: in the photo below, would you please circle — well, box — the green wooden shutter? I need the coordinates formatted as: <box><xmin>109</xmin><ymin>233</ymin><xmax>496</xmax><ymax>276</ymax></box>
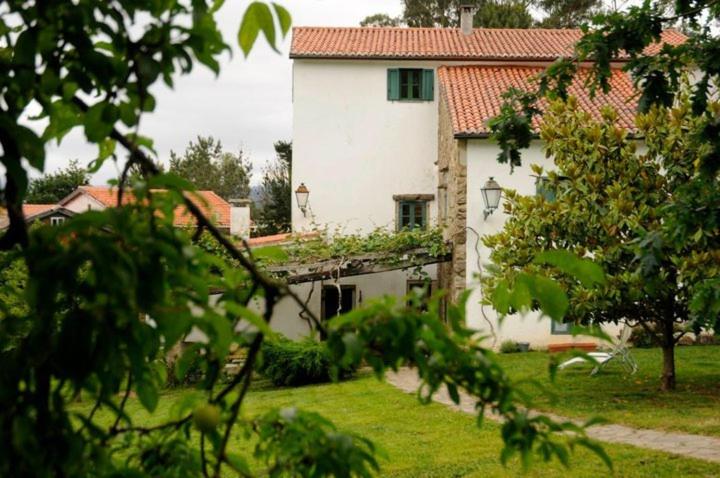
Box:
<box><xmin>421</xmin><ymin>69</ymin><xmax>434</xmax><ymax>101</ymax></box>
<box><xmin>387</xmin><ymin>69</ymin><xmax>400</xmax><ymax>100</ymax></box>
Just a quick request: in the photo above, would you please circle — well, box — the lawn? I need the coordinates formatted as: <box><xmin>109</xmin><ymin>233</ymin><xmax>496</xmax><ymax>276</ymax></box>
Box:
<box><xmin>498</xmin><ymin>345</ymin><xmax>720</xmax><ymax>437</ymax></box>
<box><xmin>79</xmin><ymin>373</ymin><xmax>720</xmax><ymax>477</ymax></box>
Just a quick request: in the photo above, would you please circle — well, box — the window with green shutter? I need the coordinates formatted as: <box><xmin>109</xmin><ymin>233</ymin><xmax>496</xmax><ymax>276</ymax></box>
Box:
<box><xmin>387</xmin><ymin>68</ymin><xmax>434</xmax><ymax>101</ymax></box>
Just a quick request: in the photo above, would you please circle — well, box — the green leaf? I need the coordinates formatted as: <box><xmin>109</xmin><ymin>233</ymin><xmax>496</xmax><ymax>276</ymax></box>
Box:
<box><xmin>272</xmin><ymin>3</ymin><xmax>292</xmax><ymax>36</ymax></box>
<box><xmin>534</xmin><ymin>250</ymin><xmax>606</xmax><ymax>287</ymax></box>
<box><xmin>529</xmin><ymin>275</ymin><xmax>569</xmax><ymax>322</ymax></box>
<box><xmin>238</xmin><ymin>2</ymin><xmax>277</xmax><ymax>56</ymax></box>
<box><xmin>490</xmin><ymin>280</ymin><xmax>511</xmax><ymax>315</ymax></box>
<box><xmin>135</xmin><ymin>377</ymin><xmax>159</xmax><ymax>412</ymax></box>
<box><xmin>576</xmin><ymin>437</ymin><xmax>613</xmax><ymax>470</ymax></box>
<box><xmin>226</xmin><ymin>453</ymin><xmax>251</xmax><ymax>475</ymax></box>
<box><xmin>176</xmin><ymin>343</ymin><xmax>203</xmax><ymax>381</ymax></box>
<box><xmin>14</xmin><ymin>124</ymin><xmax>45</xmax><ymax>169</ymax></box>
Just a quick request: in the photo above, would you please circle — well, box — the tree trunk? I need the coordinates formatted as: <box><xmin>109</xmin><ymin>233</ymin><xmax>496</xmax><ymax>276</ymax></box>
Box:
<box><xmin>660</xmin><ymin>318</ymin><xmax>676</xmax><ymax>391</ymax></box>
<box><xmin>661</xmin><ymin>343</ymin><xmax>676</xmax><ymax>391</ymax></box>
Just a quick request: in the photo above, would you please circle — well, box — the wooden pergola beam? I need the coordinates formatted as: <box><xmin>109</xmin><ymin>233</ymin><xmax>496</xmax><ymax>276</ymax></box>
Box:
<box><xmin>265</xmin><ymin>247</ymin><xmax>452</xmax><ymax>285</ymax></box>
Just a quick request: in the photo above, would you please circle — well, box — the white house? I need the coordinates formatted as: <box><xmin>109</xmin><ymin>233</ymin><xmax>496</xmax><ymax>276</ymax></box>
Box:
<box><xmin>280</xmin><ymin>14</ymin><xmax>686</xmax><ymax>347</ymax></box>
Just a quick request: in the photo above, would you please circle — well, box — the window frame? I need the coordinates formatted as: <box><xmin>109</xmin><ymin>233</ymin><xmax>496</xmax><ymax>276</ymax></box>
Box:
<box><xmin>397</xmin><ymin>200</ymin><xmax>428</xmax><ymax>231</ymax></box>
<box><xmin>551</xmin><ymin>320</ymin><xmax>572</xmax><ymax>335</ymax></box>
<box><xmin>387</xmin><ymin>68</ymin><xmax>434</xmax><ymax>102</ymax></box>
<box><xmin>50</xmin><ymin>216</ymin><xmax>66</xmax><ymax>226</ymax></box>
<box><xmin>320</xmin><ymin>285</ymin><xmax>357</xmax><ymax>320</ymax></box>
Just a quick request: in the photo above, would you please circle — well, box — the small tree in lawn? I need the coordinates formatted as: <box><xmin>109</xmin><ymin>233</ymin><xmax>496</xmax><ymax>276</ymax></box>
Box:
<box><xmin>483</xmin><ymin>96</ymin><xmax>718</xmax><ymax>391</ymax></box>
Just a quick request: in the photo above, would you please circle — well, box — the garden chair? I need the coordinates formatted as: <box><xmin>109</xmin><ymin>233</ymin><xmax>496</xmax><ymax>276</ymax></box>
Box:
<box><xmin>558</xmin><ymin>326</ymin><xmax>638</xmax><ymax>376</ymax></box>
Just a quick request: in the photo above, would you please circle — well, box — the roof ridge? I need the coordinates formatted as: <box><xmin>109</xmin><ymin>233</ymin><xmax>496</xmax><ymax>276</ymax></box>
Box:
<box><xmin>293</xmin><ymin>26</ymin><xmax>583</xmax><ymax>32</ymax></box>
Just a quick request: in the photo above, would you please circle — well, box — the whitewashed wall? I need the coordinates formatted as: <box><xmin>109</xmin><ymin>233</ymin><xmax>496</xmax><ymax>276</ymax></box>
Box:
<box><xmin>62</xmin><ymin>194</ymin><xmax>106</xmax><ymax>213</ymax></box>
<box><xmin>464</xmin><ymin>139</ymin><xmax>621</xmax><ymax>347</ymax></box>
<box><xmin>256</xmin><ymin>266</ymin><xmax>437</xmax><ymax>340</ymax></box>
<box><xmin>292</xmin><ymin>59</ymin><xmax>444</xmax><ymax>233</ymax></box>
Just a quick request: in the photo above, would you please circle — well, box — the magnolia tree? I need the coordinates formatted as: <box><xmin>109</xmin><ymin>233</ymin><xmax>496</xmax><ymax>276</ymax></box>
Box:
<box><xmin>488</xmin><ymin>1</ymin><xmax>720</xmax><ymax>350</ymax></box>
<box><xmin>0</xmin><ymin>1</ymin><xmax>609</xmax><ymax>476</ymax></box>
<box><xmin>484</xmin><ymin>96</ymin><xmax>719</xmax><ymax>391</ymax></box>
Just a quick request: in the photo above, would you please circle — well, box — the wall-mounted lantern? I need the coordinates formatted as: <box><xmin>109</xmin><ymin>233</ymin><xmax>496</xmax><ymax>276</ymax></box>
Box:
<box><xmin>295</xmin><ymin>183</ymin><xmax>310</xmax><ymax>217</ymax></box>
<box><xmin>481</xmin><ymin>177</ymin><xmax>502</xmax><ymax>220</ymax></box>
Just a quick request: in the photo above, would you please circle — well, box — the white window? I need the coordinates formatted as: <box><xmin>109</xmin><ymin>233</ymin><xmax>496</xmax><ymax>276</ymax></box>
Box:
<box><xmin>50</xmin><ymin>216</ymin><xmax>66</xmax><ymax>226</ymax></box>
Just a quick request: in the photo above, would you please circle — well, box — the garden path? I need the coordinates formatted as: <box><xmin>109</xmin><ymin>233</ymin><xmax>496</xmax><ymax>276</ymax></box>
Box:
<box><xmin>386</xmin><ymin>368</ymin><xmax>720</xmax><ymax>463</ymax></box>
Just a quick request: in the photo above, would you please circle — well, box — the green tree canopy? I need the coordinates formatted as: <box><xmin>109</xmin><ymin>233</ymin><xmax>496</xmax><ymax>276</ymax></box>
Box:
<box><xmin>361</xmin><ymin>0</ymin><xmax>601</xmax><ymax>29</ymax></box>
<box><xmin>255</xmin><ymin>140</ymin><xmax>291</xmax><ymax>236</ymax></box>
<box><xmin>536</xmin><ymin>0</ymin><xmax>602</xmax><ymax>28</ymax></box>
<box><xmin>484</xmin><ymin>96</ymin><xmax>719</xmax><ymax>391</ymax></box>
<box><xmin>360</xmin><ymin>13</ymin><xmax>402</xmax><ymax>27</ymax></box>
<box><xmin>25</xmin><ymin>160</ymin><xmax>89</xmax><ymax>204</ymax></box>
<box><xmin>169</xmin><ymin>136</ymin><xmax>252</xmax><ymax>200</ymax></box>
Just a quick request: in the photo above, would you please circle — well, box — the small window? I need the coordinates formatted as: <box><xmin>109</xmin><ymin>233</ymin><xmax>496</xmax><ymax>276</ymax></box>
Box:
<box><xmin>397</xmin><ymin>200</ymin><xmax>427</xmax><ymax>230</ymax></box>
<box><xmin>321</xmin><ymin>285</ymin><xmax>356</xmax><ymax>320</ymax></box>
<box><xmin>50</xmin><ymin>216</ymin><xmax>66</xmax><ymax>226</ymax></box>
<box><xmin>535</xmin><ymin>176</ymin><xmax>555</xmax><ymax>202</ymax></box>
<box><xmin>388</xmin><ymin>68</ymin><xmax>434</xmax><ymax>101</ymax></box>
<box><xmin>551</xmin><ymin>320</ymin><xmax>571</xmax><ymax>335</ymax></box>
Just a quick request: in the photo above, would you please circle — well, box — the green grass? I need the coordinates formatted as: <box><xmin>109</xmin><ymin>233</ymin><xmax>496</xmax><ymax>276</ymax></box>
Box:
<box><xmin>498</xmin><ymin>345</ymin><xmax>720</xmax><ymax>437</ymax></box>
<box><xmin>78</xmin><ymin>373</ymin><xmax>720</xmax><ymax>477</ymax></box>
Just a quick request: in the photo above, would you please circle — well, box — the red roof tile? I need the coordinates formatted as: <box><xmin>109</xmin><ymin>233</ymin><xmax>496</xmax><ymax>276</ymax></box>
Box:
<box><xmin>438</xmin><ymin>65</ymin><xmax>637</xmax><ymax>136</ymax></box>
<box><xmin>66</xmin><ymin>186</ymin><xmax>231</xmax><ymax>228</ymax></box>
<box><xmin>290</xmin><ymin>27</ymin><xmax>686</xmax><ymax>61</ymax></box>
<box><xmin>23</xmin><ymin>204</ymin><xmax>57</xmax><ymax>218</ymax></box>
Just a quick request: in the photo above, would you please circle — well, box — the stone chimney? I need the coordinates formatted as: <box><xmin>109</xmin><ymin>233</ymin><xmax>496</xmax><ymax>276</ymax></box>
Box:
<box><xmin>459</xmin><ymin>4</ymin><xmax>477</xmax><ymax>36</ymax></box>
<box><xmin>229</xmin><ymin>198</ymin><xmax>251</xmax><ymax>238</ymax></box>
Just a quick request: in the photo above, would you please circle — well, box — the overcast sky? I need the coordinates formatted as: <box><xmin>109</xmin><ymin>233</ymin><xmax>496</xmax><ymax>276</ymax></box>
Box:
<box><xmin>41</xmin><ymin>0</ymin><xmax>403</xmax><ymax>185</ymax></box>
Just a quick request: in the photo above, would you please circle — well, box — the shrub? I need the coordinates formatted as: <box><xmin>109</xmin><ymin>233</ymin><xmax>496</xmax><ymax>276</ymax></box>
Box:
<box><xmin>630</xmin><ymin>323</ymin><xmax>692</xmax><ymax>348</ymax></box>
<box><xmin>258</xmin><ymin>336</ymin><xmax>354</xmax><ymax>387</ymax></box>
<box><xmin>499</xmin><ymin>340</ymin><xmax>518</xmax><ymax>354</ymax></box>
<box><xmin>697</xmin><ymin>333</ymin><xmax>718</xmax><ymax>346</ymax></box>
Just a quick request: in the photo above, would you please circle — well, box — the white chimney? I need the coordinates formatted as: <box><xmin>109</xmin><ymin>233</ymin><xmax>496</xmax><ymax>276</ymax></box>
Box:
<box><xmin>459</xmin><ymin>4</ymin><xmax>477</xmax><ymax>36</ymax></box>
<box><xmin>229</xmin><ymin>198</ymin><xmax>251</xmax><ymax>238</ymax></box>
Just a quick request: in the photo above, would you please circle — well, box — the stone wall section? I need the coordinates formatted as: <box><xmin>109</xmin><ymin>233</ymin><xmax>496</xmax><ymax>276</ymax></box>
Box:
<box><xmin>437</xmin><ymin>93</ymin><xmax>467</xmax><ymax>302</ymax></box>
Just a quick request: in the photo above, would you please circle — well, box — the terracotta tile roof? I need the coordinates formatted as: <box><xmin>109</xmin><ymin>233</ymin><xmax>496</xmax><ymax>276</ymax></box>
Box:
<box><xmin>66</xmin><ymin>186</ymin><xmax>231</xmax><ymax>228</ymax></box>
<box><xmin>290</xmin><ymin>27</ymin><xmax>686</xmax><ymax>61</ymax></box>
<box><xmin>438</xmin><ymin>65</ymin><xmax>637</xmax><ymax>136</ymax></box>
<box><xmin>23</xmin><ymin>204</ymin><xmax>57</xmax><ymax>218</ymax></box>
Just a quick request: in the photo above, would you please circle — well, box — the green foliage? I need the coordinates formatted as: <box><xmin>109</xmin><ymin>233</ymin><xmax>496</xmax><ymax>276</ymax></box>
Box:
<box><xmin>169</xmin><ymin>136</ymin><xmax>252</xmax><ymax>201</ymax></box>
<box><xmin>325</xmin><ymin>292</ymin><xmax>606</xmax><ymax>467</ymax></box>
<box><xmin>258</xmin><ymin>336</ymin><xmax>354</xmax><ymax>387</ymax></box>
<box><xmin>360</xmin><ymin>13</ymin><xmax>402</xmax><ymax>27</ymax></box>
<box><xmin>280</xmin><ymin>227</ymin><xmax>450</xmax><ymax>265</ymax></box>
<box><xmin>500</xmin><ymin>340</ymin><xmax>519</xmax><ymax>353</ymax></box>
<box><xmin>25</xmin><ymin>159</ymin><xmax>89</xmax><ymax>204</ymax></box>
<box><xmin>485</xmin><ymin>97</ymin><xmax>720</xmax><ymax>390</ymax></box>
<box><xmin>536</xmin><ymin>0</ymin><xmax>601</xmax><ymax>28</ymax></box>
<box><xmin>252</xmin><ymin>407</ymin><xmax>378</xmax><ymax>477</ymax></box>
<box><xmin>255</xmin><ymin>140</ymin><xmax>292</xmax><ymax>236</ymax></box>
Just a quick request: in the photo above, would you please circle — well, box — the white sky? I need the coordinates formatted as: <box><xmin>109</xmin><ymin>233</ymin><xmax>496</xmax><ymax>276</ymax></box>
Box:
<box><xmin>42</xmin><ymin>0</ymin><xmax>403</xmax><ymax>185</ymax></box>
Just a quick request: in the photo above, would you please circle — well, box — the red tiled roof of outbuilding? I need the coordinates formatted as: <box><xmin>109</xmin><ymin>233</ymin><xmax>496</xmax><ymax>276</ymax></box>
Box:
<box><xmin>63</xmin><ymin>186</ymin><xmax>232</xmax><ymax>228</ymax></box>
<box><xmin>438</xmin><ymin>65</ymin><xmax>638</xmax><ymax>136</ymax></box>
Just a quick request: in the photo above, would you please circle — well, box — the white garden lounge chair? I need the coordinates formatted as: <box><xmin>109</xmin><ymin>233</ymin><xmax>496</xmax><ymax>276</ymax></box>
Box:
<box><xmin>558</xmin><ymin>326</ymin><xmax>638</xmax><ymax>375</ymax></box>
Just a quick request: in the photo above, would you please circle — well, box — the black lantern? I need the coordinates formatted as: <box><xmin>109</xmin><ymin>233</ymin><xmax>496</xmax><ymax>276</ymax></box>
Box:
<box><xmin>295</xmin><ymin>183</ymin><xmax>310</xmax><ymax>216</ymax></box>
<box><xmin>481</xmin><ymin>177</ymin><xmax>502</xmax><ymax>220</ymax></box>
